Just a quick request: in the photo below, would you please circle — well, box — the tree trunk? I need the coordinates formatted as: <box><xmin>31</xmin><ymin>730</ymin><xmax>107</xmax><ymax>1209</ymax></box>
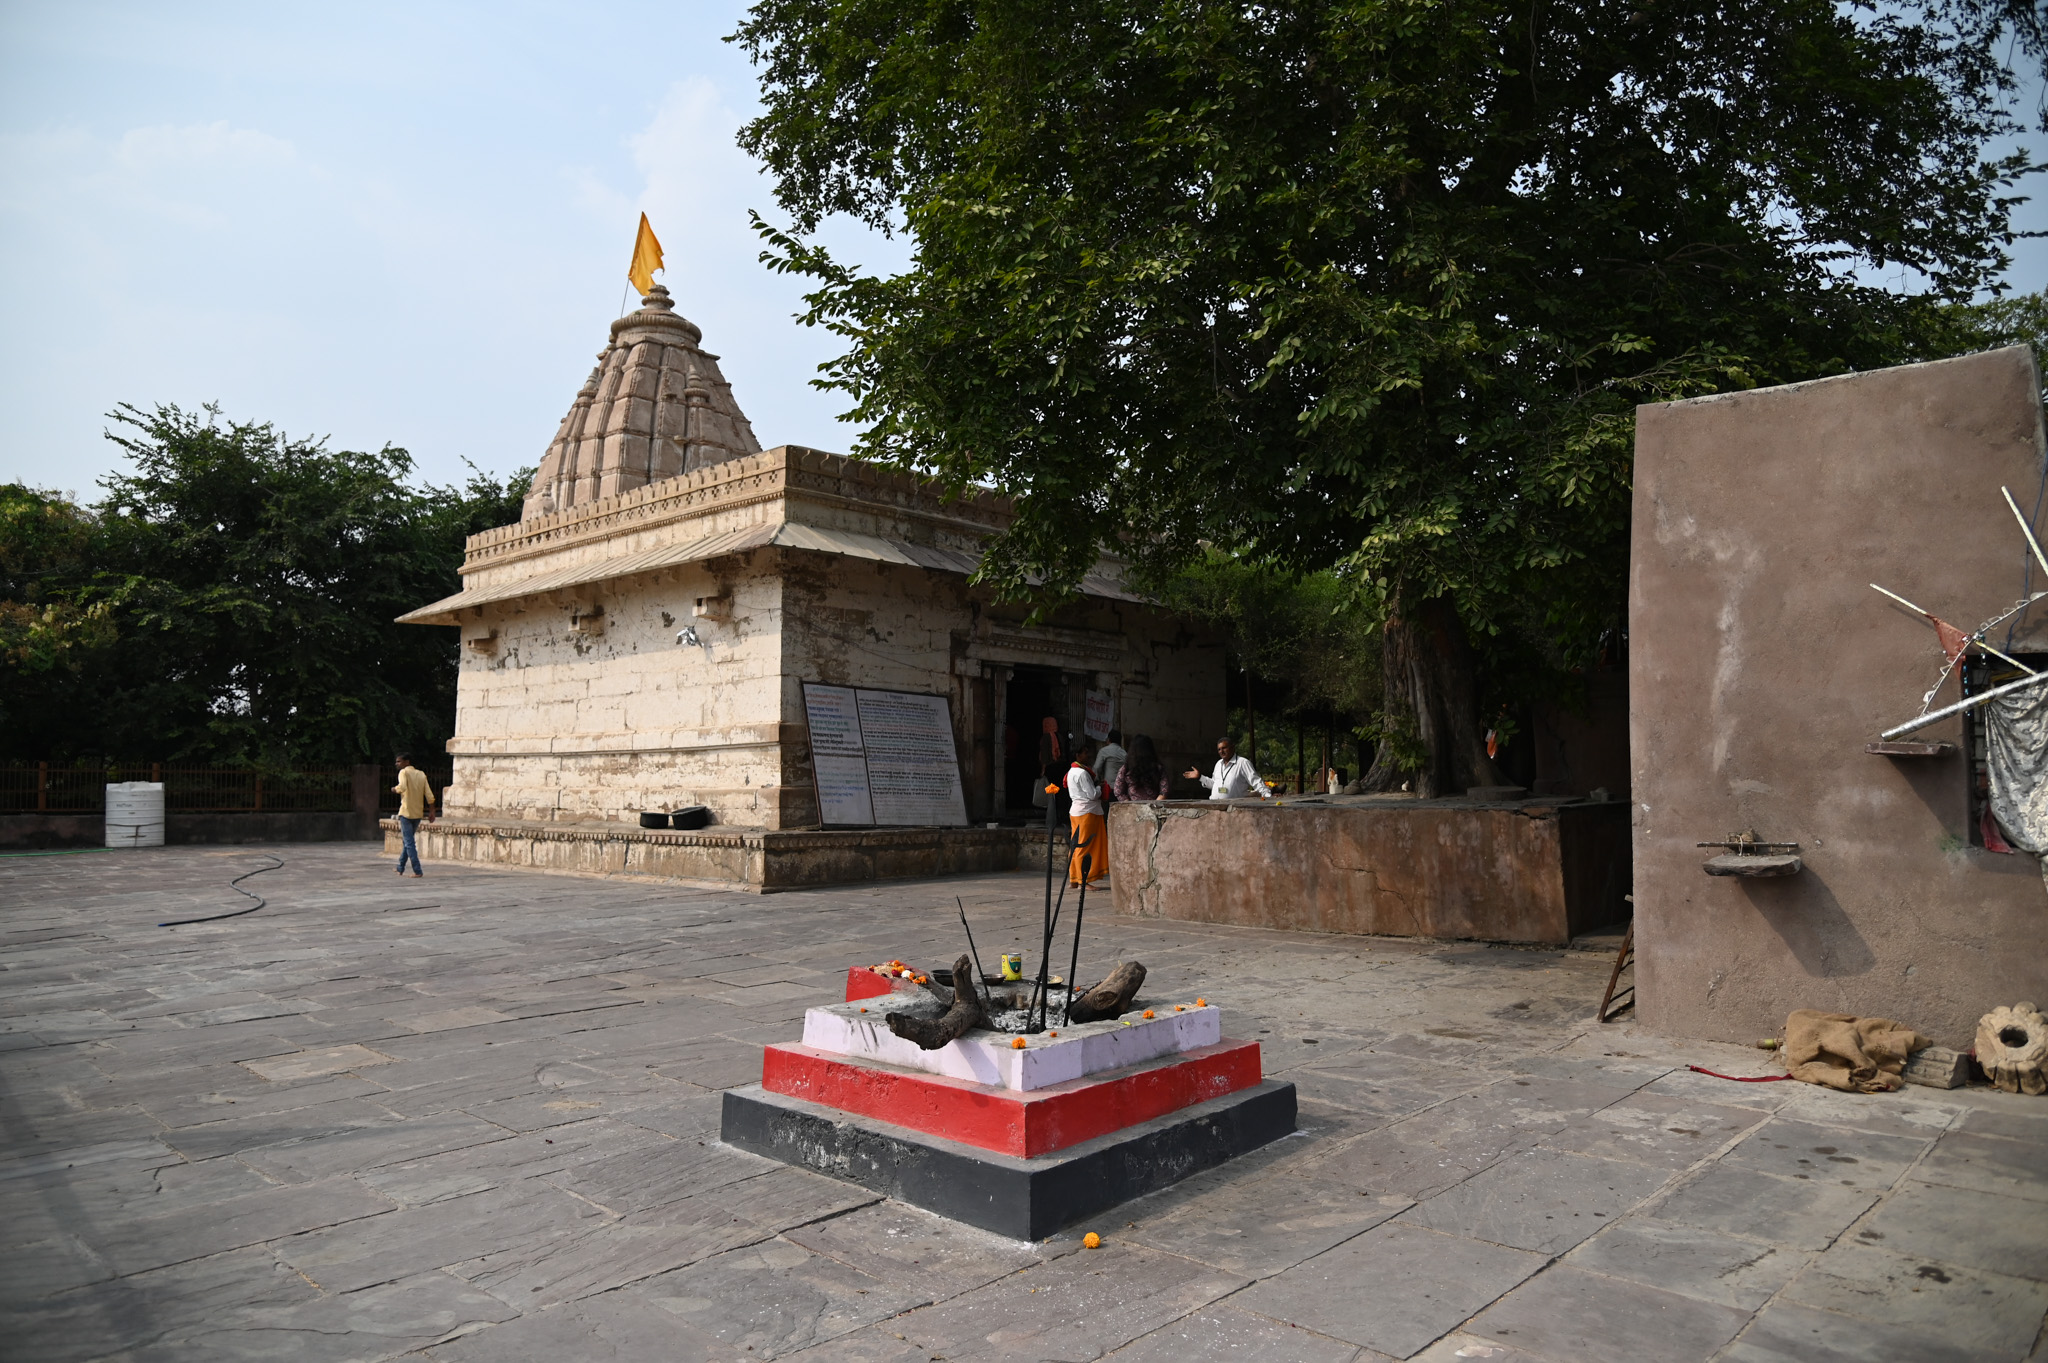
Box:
<box><xmin>1362</xmin><ymin>596</ymin><xmax>1504</xmax><ymax>798</ymax></box>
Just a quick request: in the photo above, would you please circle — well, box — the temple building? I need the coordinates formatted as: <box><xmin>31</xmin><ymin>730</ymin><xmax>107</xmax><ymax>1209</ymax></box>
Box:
<box><xmin>395</xmin><ymin>288</ymin><xmax>1223</xmax><ymax>879</ymax></box>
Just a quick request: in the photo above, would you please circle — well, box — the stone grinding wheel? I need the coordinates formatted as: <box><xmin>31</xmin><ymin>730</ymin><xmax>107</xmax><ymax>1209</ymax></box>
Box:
<box><xmin>1975</xmin><ymin>1003</ymin><xmax>2048</xmax><ymax>1095</ymax></box>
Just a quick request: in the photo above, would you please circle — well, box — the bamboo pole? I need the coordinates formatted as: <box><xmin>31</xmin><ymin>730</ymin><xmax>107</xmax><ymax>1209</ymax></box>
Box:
<box><xmin>1881</xmin><ymin>670</ymin><xmax>2048</xmax><ymax>740</ymax></box>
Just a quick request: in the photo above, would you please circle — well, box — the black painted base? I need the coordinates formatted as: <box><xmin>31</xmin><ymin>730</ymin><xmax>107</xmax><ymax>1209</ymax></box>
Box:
<box><xmin>720</xmin><ymin>1079</ymin><xmax>1297</xmax><ymax>1240</ymax></box>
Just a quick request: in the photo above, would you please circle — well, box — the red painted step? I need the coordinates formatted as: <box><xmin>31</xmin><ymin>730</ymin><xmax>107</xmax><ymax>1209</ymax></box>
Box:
<box><xmin>844</xmin><ymin>968</ymin><xmax>899</xmax><ymax>1002</ymax></box>
<box><xmin>761</xmin><ymin>1038</ymin><xmax>1265</xmax><ymax>1158</ymax></box>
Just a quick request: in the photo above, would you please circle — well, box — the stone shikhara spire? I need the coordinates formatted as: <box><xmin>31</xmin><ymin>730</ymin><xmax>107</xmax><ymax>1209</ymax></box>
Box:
<box><xmin>521</xmin><ymin>285</ymin><xmax>763</xmax><ymax>518</ymax></box>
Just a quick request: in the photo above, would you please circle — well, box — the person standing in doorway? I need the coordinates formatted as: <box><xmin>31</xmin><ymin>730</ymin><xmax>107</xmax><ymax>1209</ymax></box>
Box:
<box><xmin>1093</xmin><ymin>729</ymin><xmax>1127</xmax><ymax>801</ymax></box>
<box><xmin>393</xmin><ymin>754</ymin><xmax>436</xmax><ymax>877</ymax></box>
<box><xmin>1066</xmin><ymin>742</ymin><xmax>1108</xmax><ymax>886</ymax></box>
<box><xmin>1033</xmin><ymin>717</ymin><xmax>1066</xmax><ymax>816</ymax></box>
<box><xmin>1186</xmin><ymin>737</ymin><xmax>1272</xmax><ymax>800</ymax></box>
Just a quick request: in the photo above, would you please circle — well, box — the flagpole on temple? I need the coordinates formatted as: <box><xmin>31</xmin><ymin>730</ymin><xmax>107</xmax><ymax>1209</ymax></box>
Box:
<box><xmin>626</xmin><ymin>212</ymin><xmax>664</xmax><ymax>317</ymax></box>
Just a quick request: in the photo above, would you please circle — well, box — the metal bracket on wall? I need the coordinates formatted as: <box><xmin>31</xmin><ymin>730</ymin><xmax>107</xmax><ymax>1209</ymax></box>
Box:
<box><xmin>1864</xmin><ymin>741</ymin><xmax>1956</xmax><ymax>757</ymax></box>
<box><xmin>1697</xmin><ymin>830</ymin><xmax>1803</xmax><ymax>878</ymax></box>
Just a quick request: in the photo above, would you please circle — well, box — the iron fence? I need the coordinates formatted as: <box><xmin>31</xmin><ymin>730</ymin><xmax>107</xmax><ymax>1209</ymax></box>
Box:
<box><xmin>1</xmin><ymin>763</ymin><xmax>360</xmax><ymax>814</ymax></box>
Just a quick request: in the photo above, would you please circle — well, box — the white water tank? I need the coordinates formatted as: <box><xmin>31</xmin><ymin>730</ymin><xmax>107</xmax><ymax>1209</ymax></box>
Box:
<box><xmin>105</xmin><ymin>782</ymin><xmax>166</xmax><ymax>848</ymax></box>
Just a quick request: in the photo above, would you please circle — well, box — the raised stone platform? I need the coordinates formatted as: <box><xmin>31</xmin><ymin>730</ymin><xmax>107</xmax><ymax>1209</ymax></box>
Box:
<box><xmin>380</xmin><ymin>816</ymin><xmax>1029</xmax><ymax>891</ymax></box>
<box><xmin>1108</xmin><ymin>794</ymin><xmax>1632</xmax><ymax>944</ymax></box>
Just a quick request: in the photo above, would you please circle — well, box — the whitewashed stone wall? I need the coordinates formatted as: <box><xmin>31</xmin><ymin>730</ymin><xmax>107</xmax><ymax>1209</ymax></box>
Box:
<box><xmin>443</xmin><ymin>554</ymin><xmax>793</xmax><ymax>827</ymax></box>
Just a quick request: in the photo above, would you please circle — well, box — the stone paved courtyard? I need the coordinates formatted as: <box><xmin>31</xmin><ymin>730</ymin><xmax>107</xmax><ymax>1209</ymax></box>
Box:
<box><xmin>2</xmin><ymin>846</ymin><xmax>2045</xmax><ymax>1362</ymax></box>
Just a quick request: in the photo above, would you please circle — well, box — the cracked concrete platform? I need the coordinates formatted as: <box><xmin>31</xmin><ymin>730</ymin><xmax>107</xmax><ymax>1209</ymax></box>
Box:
<box><xmin>2</xmin><ymin>845</ymin><xmax>2045</xmax><ymax>1362</ymax></box>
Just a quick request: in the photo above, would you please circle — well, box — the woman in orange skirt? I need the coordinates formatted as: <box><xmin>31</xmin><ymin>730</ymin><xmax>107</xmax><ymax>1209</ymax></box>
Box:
<box><xmin>1065</xmin><ymin>744</ymin><xmax>1107</xmax><ymax>886</ymax></box>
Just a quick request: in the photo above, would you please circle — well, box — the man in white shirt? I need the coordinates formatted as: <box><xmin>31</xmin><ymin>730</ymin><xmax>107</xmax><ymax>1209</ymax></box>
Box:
<box><xmin>1092</xmin><ymin>730</ymin><xmax>1127</xmax><ymax>797</ymax></box>
<box><xmin>1185</xmin><ymin>738</ymin><xmax>1271</xmax><ymax>800</ymax></box>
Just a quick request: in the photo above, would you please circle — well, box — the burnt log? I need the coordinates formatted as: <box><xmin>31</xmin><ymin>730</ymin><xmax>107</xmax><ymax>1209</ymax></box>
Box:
<box><xmin>1067</xmin><ymin>961</ymin><xmax>1146</xmax><ymax>1024</ymax></box>
<box><xmin>887</xmin><ymin>955</ymin><xmax>985</xmax><ymax>1050</ymax></box>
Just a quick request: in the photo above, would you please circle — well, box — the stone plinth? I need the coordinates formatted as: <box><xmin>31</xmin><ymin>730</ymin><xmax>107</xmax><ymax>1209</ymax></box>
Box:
<box><xmin>720</xmin><ymin>1079</ymin><xmax>1296</xmax><ymax>1240</ymax></box>
<box><xmin>381</xmin><ymin>816</ymin><xmax>1030</xmax><ymax>890</ymax></box>
<box><xmin>1107</xmin><ymin>796</ymin><xmax>1631</xmax><ymax>944</ymax></box>
<box><xmin>724</xmin><ymin>955</ymin><xmax>1294</xmax><ymax>1234</ymax></box>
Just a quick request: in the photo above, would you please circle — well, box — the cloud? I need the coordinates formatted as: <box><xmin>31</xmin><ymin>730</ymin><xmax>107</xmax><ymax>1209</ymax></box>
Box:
<box><xmin>626</xmin><ymin>77</ymin><xmax>775</xmax><ymax>266</ymax></box>
<box><xmin>0</xmin><ymin>119</ymin><xmax>308</xmax><ymax>234</ymax></box>
<box><xmin>114</xmin><ymin>121</ymin><xmax>296</xmax><ymax>172</ymax></box>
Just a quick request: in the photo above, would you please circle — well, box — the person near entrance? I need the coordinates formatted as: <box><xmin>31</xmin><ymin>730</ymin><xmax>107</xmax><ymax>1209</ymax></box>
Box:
<box><xmin>393</xmin><ymin>754</ymin><xmax>437</xmax><ymax>877</ymax></box>
<box><xmin>1186</xmin><ymin>737</ymin><xmax>1272</xmax><ymax>800</ymax></box>
<box><xmin>1092</xmin><ymin>729</ymin><xmax>1127</xmax><ymax>799</ymax></box>
<box><xmin>1066</xmin><ymin>742</ymin><xmax>1108</xmax><ymax>886</ymax></box>
<box><xmin>1033</xmin><ymin>716</ymin><xmax>1067</xmax><ymax>816</ymax></box>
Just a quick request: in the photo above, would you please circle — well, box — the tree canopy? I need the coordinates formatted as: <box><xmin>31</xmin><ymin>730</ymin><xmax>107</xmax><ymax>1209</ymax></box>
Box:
<box><xmin>733</xmin><ymin>0</ymin><xmax>2045</xmax><ymax>791</ymax></box>
<box><xmin>1</xmin><ymin>404</ymin><xmax>528</xmax><ymax>767</ymax></box>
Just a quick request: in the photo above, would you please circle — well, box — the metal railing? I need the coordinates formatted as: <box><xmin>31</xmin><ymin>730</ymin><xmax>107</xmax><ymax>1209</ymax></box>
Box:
<box><xmin>1</xmin><ymin>763</ymin><xmax>360</xmax><ymax>814</ymax></box>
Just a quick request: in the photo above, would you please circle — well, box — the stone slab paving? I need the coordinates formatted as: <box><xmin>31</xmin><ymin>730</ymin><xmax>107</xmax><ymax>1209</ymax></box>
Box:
<box><xmin>1</xmin><ymin>847</ymin><xmax>2045</xmax><ymax>1362</ymax></box>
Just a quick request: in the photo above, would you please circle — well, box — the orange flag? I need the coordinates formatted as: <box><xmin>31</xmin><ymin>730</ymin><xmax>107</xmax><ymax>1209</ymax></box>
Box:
<box><xmin>1932</xmin><ymin>616</ymin><xmax>1970</xmax><ymax>669</ymax></box>
<box><xmin>627</xmin><ymin>213</ymin><xmax>664</xmax><ymax>297</ymax></box>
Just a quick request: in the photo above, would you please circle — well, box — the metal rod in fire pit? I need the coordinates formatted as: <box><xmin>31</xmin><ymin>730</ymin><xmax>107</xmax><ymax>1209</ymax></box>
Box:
<box><xmin>1036</xmin><ymin>829</ymin><xmax>1094</xmax><ymax>1031</ymax></box>
<box><xmin>1063</xmin><ymin>851</ymin><xmax>1091</xmax><ymax>1027</ymax></box>
<box><xmin>955</xmin><ymin>897</ymin><xmax>989</xmax><ymax>1007</ymax></box>
<box><xmin>1031</xmin><ymin>856</ymin><xmax>1077</xmax><ymax>1031</ymax></box>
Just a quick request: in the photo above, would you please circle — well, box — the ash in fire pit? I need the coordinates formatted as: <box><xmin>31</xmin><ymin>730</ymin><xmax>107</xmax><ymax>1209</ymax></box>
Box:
<box><xmin>880</xmin><ymin>984</ymin><xmax>1064</xmax><ymax>1035</ymax></box>
<box><xmin>883</xmin><ymin>954</ymin><xmax>1148</xmax><ymax>1050</ymax></box>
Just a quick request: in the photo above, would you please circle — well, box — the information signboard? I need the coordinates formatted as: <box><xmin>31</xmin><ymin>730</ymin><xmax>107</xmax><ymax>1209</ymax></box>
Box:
<box><xmin>1084</xmin><ymin>688</ymin><xmax>1114</xmax><ymax>741</ymax></box>
<box><xmin>801</xmin><ymin>683</ymin><xmax>969</xmax><ymax>827</ymax></box>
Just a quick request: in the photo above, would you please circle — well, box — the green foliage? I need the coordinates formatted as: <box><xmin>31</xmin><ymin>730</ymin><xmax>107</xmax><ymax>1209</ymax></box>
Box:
<box><xmin>1152</xmin><ymin>551</ymin><xmax>1381</xmax><ymax>717</ymax></box>
<box><xmin>0</xmin><ymin>404</ymin><xmax>529</xmax><ymax>765</ymax></box>
<box><xmin>1940</xmin><ymin>290</ymin><xmax>2048</xmax><ymax>403</ymax></box>
<box><xmin>733</xmin><ymin>0</ymin><xmax>2041</xmax><ymax>712</ymax></box>
<box><xmin>0</xmin><ymin>485</ymin><xmax>117</xmax><ymax>675</ymax></box>
<box><xmin>1149</xmin><ymin>551</ymin><xmax>1389</xmax><ymax>783</ymax></box>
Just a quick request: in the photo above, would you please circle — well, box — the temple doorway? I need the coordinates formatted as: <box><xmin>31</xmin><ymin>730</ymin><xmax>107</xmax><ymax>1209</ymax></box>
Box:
<box><xmin>1002</xmin><ymin>665</ymin><xmax>1068</xmax><ymax>813</ymax></box>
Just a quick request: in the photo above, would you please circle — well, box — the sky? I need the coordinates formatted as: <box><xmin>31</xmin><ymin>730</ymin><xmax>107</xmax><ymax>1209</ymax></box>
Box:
<box><xmin>2</xmin><ymin>2</ymin><xmax>2047</xmax><ymax>502</ymax></box>
<box><xmin>0</xmin><ymin>1</ymin><xmax>911</xmax><ymax>500</ymax></box>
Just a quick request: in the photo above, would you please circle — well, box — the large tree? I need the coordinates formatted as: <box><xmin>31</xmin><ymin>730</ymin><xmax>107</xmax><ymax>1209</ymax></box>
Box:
<box><xmin>733</xmin><ymin>0</ymin><xmax>2042</xmax><ymax>794</ymax></box>
<box><xmin>1</xmin><ymin>404</ymin><xmax>528</xmax><ymax>766</ymax></box>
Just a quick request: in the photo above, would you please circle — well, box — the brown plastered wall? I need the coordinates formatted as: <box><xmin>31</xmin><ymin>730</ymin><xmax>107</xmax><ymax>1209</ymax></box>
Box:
<box><xmin>1630</xmin><ymin>345</ymin><xmax>2048</xmax><ymax>1049</ymax></box>
<box><xmin>1105</xmin><ymin>798</ymin><xmax>1630</xmax><ymax>944</ymax></box>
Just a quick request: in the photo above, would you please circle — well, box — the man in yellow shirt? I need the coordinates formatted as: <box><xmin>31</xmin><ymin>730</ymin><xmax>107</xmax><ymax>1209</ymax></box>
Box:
<box><xmin>393</xmin><ymin>753</ymin><xmax>436</xmax><ymax>877</ymax></box>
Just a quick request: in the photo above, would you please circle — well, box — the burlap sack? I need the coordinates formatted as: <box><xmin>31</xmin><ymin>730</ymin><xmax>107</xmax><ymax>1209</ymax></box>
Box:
<box><xmin>1783</xmin><ymin>1009</ymin><xmax>1931</xmax><ymax>1093</ymax></box>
